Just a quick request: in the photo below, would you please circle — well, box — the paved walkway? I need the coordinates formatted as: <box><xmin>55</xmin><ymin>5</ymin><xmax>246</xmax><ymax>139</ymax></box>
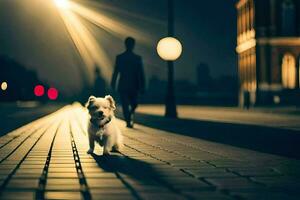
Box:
<box><xmin>0</xmin><ymin>103</ymin><xmax>300</xmax><ymax>200</ymax></box>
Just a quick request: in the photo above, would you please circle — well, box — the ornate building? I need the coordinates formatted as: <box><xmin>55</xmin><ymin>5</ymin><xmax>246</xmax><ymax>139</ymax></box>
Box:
<box><xmin>236</xmin><ymin>0</ymin><xmax>300</xmax><ymax>106</ymax></box>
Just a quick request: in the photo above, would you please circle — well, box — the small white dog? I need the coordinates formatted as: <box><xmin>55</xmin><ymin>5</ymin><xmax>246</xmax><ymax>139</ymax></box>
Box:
<box><xmin>86</xmin><ymin>95</ymin><xmax>123</xmax><ymax>155</ymax></box>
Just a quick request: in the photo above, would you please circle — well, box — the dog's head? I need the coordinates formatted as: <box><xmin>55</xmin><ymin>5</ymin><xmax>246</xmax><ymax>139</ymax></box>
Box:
<box><xmin>86</xmin><ymin>95</ymin><xmax>116</xmax><ymax>126</ymax></box>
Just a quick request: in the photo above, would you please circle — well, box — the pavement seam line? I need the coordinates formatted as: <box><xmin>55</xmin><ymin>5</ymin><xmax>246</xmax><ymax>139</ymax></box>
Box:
<box><xmin>36</xmin><ymin>119</ymin><xmax>63</xmax><ymax>200</ymax></box>
<box><xmin>68</xmin><ymin>116</ymin><xmax>92</xmax><ymax>200</ymax></box>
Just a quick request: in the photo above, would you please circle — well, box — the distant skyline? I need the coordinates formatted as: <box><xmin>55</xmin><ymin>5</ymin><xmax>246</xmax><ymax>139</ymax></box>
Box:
<box><xmin>0</xmin><ymin>0</ymin><xmax>237</xmax><ymax>96</ymax></box>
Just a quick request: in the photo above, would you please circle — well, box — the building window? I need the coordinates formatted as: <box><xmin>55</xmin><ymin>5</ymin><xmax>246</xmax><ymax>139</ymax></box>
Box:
<box><xmin>282</xmin><ymin>53</ymin><xmax>296</xmax><ymax>89</ymax></box>
<box><xmin>281</xmin><ymin>0</ymin><xmax>296</xmax><ymax>35</ymax></box>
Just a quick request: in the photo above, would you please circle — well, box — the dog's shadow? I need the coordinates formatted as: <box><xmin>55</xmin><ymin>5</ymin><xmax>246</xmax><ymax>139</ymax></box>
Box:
<box><xmin>90</xmin><ymin>153</ymin><xmax>172</xmax><ymax>186</ymax></box>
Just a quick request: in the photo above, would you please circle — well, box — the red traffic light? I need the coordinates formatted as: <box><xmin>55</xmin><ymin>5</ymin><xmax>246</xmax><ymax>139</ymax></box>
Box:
<box><xmin>48</xmin><ymin>87</ymin><xmax>58</xmax><ymax>100</ymax></box>
<box><xmin>34</xmin><ymin>85</ymin><xmax>45</xmax><ymax>96</ymax></box>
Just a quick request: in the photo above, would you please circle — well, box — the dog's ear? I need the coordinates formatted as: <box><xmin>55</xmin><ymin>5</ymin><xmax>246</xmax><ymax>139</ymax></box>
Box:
<box><xmin>85</xmin><ymin>95</ymin><xmax>96</xmax><ymax>109</ymax></box>
<box><xmin>105</xmin><ymin>95</ymin><xmax>116</xmax><ymax>110</ymax></box>
<box><xmin>88</xmin><ymin>95</ymin><xmax>96</xmax><ymax>102</ymax></box>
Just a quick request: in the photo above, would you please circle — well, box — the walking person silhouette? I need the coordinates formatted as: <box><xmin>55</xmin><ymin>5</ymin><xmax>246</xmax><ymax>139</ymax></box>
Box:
<box><xmin>111</xmin><ymin>37</ymin><xmax>145</xmax><ymax>128</ymax></box>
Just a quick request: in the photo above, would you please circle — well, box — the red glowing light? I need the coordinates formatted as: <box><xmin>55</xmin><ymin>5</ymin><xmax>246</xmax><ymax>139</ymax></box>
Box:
<box><xmin>48</xmin><ymin>88</ymin><xmax>58</xmax><ymax>100</ymax></box>
<box><xmin>34</xmin><ymin>85</ymin><xmax>45</xmax><ymax>96</ymax></box>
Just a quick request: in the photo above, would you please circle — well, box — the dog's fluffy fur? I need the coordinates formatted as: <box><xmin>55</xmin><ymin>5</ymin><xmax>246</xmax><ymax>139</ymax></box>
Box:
<box><xmin>86</xmin><ymin>95</ymin><xmax>123</xmax><ymax>155</ymax></box>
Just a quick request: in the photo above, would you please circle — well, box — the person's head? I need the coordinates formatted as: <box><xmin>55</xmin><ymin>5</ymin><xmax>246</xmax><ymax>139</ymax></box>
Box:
<box><xmin>124</xmin><ymin>37</ymin><xmax>135</xmax><ymax>51</ymax></box>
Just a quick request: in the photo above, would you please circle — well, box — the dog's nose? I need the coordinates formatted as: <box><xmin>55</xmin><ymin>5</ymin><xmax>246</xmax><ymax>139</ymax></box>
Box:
<box><xmin>98</xmin><ymin>111</ymin><xmax>103</xmax><ymax>117</ymax></box>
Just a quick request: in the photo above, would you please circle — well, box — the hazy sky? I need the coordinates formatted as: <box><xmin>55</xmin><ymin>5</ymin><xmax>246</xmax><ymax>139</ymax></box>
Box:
<box><xmin>0</xmin><ymin>0</ymin><xmax>237</xmax><ymax>96</ymax></box>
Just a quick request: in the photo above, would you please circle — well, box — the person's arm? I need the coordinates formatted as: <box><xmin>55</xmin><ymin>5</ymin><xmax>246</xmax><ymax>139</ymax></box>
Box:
<box><xmin>111</xmin><ymin>57</ymin><xmax>120</xmax><ymax>90</ymax></box>
<box><xmin>138</xmin><ymin>57</ymin><xmax>145</xmax><ymax>94</ymax></box>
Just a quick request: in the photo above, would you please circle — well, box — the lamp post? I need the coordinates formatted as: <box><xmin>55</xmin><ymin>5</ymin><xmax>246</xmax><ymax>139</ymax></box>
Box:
<box><xmin>157</xmin><ymin>0</ymin><xmax>182</xmax><ymax>118</ymax></box>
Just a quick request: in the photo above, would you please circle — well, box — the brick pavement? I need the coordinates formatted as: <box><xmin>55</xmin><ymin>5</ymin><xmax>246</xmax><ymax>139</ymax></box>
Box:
<box><xmin>0</xmin><ymin>103</ymin><xmax>300</xmax><ymax>200</ymax></box>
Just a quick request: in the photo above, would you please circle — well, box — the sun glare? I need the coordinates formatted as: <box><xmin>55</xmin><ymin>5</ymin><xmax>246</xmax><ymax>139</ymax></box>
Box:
<box><xmin>54</xmin><ymin>0</ymin><xmax>70</xmax><ymax>9</ymax></box>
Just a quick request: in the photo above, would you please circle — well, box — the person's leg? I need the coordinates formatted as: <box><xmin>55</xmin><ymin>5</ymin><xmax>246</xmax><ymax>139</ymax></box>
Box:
<box><xmin>130</xmin><ymin>92</ymin><xmax>138</xmax><ymax>114</ymax></box>
<box><xmin>120</xmin><ymin>93</ymin><xmax>131</xmax><ymax>127</ymax></box>
<box><xmin>128</xmin><ymin>92</ymin><xmax>138</xmax><ymax>127</ymax></box>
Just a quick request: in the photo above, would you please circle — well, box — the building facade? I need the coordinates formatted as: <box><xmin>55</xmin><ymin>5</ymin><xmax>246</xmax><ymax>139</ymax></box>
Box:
<box><xmin>236</xmin><ymin>0</ymin><xmax>300</xmax><ymax>106</ymax></box>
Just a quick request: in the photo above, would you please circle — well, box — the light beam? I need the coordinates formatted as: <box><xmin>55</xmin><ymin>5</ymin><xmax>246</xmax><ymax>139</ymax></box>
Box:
<box><xmin>54</xmin><ymin>0</ymin><xmax>70</xmax><ymax>9</ymax></box>
<box><xmin>54</xmin><ymin>0</ymin><xmax>157</xmax><ymax>85</ymax></box>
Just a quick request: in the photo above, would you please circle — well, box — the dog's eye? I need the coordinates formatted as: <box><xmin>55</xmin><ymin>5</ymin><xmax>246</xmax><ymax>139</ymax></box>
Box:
<box><xmin>89</xmin><ymin>105</ymin><xmax>97</xmax><ymax>110</ymax></box>
<box><xmin>103</xmin><ymin>106</ymin><xmax>108</xmax><ymax>109</ymax></box>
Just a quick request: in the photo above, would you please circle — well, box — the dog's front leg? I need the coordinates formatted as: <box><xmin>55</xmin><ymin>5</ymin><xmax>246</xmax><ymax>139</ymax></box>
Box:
<box><xmin>95</xmin><ymin>129</ymin><xmax>105</xmax><ymax>147</ymax></box>
<box><xmin>103</xmin><ymin>148</ymin><xmax>110</xmax><ymax>155</ymax></box>
<box><xmin>87</xmin><ymin>132</ymin><xmax>95</xmax><ymax>154</ymax></box>
<box><xmin>97</xmin><ymin>135</ymin><xmax>104</xmax><ymax>146</ymax></box>
<box><xmin>102</xmin><ymin>137</ymin><xmax>111</xmax><ymax>155</ymax></box>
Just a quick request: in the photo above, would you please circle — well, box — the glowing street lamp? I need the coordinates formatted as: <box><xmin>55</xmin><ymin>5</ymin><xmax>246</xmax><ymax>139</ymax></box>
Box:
<box><xmin>1</xmin><ymin>81</ymin><xmax>8</xmax><ymax>91</ymax></box>
<box><xmin>157</xmin><ymin>37</ymin><xmax>182</xmax><ymax>61</ymax></box>
<box><xmin>157</xmin><ymin>0</ymin><xmax>182</xmax><ymax>118</ymax></box>
<box><xmin>54</xmin><ymin>0</ymin><xmax>70</xmax><ymax>9</ymax></box>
